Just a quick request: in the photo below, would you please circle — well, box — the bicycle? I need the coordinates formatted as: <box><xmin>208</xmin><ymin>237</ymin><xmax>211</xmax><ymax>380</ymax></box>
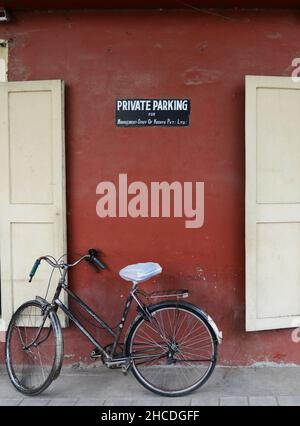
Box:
<box><xmin>5</xmin><ymin>249</ymin><xmax>222</xmax><ymax>397</ymax></box>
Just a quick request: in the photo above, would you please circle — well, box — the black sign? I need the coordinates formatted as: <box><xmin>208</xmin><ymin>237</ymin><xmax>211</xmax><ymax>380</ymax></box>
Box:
<box><xmin>116</xmin><ymin>98</ymin><xmax>190</xmax><ymax>127</ymax></box>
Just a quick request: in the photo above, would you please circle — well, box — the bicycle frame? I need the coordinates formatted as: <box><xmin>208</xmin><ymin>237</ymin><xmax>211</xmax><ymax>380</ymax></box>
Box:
<box><xmin>49</xmin><ymin>267</ymin><xmax>147</xmax><ymax>362</ymax></box>
<box><xmin>27</xmin><ymin>253</ymin><xmax>194</xmax><ymax>367</ymax></box>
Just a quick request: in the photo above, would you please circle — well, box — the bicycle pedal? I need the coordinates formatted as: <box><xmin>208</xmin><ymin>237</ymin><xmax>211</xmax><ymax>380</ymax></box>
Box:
<box><xmin>90</xmin><ymin>347</ymin><xmax>102</xmax><ymax>360</ymax></box>
<box><xmin>121</xmin><ymin>365</ymin><xmax>128</xmax><ymax>375</ymax></box>
<box><xmin>121</xmin><ymin>360</ymin><xmax>132</xmax><ymax>375</ymax></box>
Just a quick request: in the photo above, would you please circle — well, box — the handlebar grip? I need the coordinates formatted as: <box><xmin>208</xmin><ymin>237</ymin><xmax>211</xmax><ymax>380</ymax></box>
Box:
<box><xmin>93</xmin><ymin>256</ymin><xmax>105</xmax><ymax>270</ymax></box>
<box><xmin>29</xmin><ymin>259</ymin><xmax>41</xmax><ymax>282</ymax></box>
<box><xmin>87</xmin><ymin>248</ymin><xmax>105</xmax><ymax>271</ymax></box>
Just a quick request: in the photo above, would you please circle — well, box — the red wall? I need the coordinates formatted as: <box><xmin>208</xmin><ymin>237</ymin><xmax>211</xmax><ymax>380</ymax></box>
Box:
<box><xmin>1</xmin><ymin>8</ymin><xmax>299</xmax><ymax>365</ymax></box>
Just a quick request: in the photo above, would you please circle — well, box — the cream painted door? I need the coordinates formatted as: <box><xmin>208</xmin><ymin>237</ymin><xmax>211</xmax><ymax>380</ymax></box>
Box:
<box><xmin>246</xmin><ymin>75</ymin><xmax>300</xmax><ymax>331</ymax></box>
<box><xmin>0</xmin><ymin>80</ymin><xmax>67</xmax><ymax>332</ymax></box>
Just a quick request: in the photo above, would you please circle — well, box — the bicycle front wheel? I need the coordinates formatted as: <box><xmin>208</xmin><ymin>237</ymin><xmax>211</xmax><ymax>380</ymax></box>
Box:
<box><xmin>125</xmin><ymin>301</ymin><xmax>218</xmax><ymax>397</ymax></box>
<box><xmin>5</xmin><ymin>300</ymin><xmax>63</xmax><ymax>396</ymax></box>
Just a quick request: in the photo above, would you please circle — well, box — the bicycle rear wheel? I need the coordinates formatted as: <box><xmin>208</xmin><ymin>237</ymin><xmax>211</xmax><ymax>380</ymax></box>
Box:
<box><xmin>125</xmin><ymin>301</ymin><xmax>218</xmax><ymax>397</ymax></box>
<box><xmin>5</xmin><ymin>300</ymin><xmax>63</xmax><ymax>396</ymax></box>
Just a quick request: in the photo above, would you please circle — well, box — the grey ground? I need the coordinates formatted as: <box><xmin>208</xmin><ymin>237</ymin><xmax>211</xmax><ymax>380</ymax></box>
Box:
<box><xmin>1</xmin><ymin>365</ymin><xmax>300</xmax><ymax>406</ymax></box>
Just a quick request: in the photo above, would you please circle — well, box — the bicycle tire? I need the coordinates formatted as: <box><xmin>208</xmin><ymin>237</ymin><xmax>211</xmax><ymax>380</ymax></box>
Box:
<box><xmin>5</xmin><ymin>299</ymin><xmax>63</xmax><ymax>396</ymax></box>
<box><xmin>125</xmin><ymin>300</ymin><xmax>218</xmax><ymax>397</ymax></box>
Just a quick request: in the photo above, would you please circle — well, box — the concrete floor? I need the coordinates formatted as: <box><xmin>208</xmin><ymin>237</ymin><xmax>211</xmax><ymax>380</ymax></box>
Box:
<box><xmin>1</xmin><ymin>365</ymin><xmax>300</xmax><ymax>406</ymax></box>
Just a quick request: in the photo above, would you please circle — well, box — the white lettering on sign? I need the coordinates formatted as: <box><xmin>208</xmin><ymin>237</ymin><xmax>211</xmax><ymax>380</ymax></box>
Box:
<box><xmin>117</xmin><ymin>100</ymin><xmax>152</xmax><ymax>111</ymax></box>
<box><xmin>152</xmin><ymin>99</ymin><xmax>188</xmax><ymax>111</ymax></box>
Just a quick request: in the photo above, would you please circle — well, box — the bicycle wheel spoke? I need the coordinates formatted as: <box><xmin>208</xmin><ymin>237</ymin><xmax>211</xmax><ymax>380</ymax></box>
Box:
<box><xmin>136</xmin><ymin>326</ymin><xmax>168</xmax><ymax>351</ymax></box>
<box><xmin>179</xmin><ymin>322</ymin><xmax>207</xmax><ymax>346</ymax></box>
<box><xmin>173</xmin><ymin>311</ymin><xmax>188</xmax><ymax>341</ymax></box>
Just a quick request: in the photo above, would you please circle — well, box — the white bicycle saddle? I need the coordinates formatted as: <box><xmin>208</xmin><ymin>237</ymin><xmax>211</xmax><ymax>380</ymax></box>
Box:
<box><xmin>119</xmin><ymin>262</ymin><xmax>162</xmax><ymax>283</ymax></box>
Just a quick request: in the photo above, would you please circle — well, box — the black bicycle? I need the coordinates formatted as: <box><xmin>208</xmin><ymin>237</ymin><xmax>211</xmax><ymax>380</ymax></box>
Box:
<box><xmin>5</xmin><ymin>249</ymin><xmax>222</xmax><ymax>397</ymax></box>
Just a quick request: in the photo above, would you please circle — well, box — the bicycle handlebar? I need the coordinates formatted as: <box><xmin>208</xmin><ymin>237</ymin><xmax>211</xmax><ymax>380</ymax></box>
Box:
<box><xmin>28</xmin><ymin>248</ymin><xmax>105</xmax><ymax>282</ymax></box>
